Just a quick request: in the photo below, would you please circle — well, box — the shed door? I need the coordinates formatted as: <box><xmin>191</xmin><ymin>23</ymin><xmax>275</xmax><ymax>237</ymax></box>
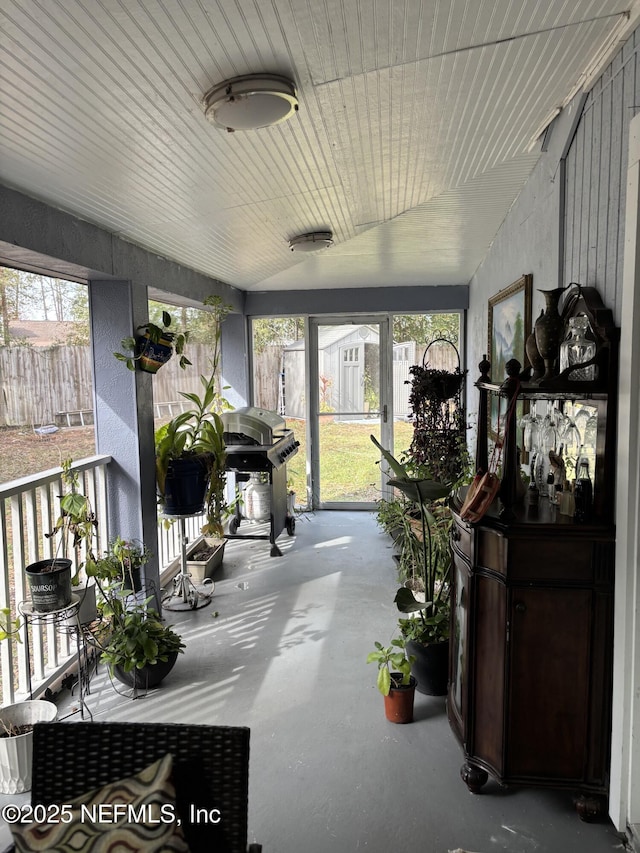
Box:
<box><xmin>339</xmin><ymin>344</ymin><xmax>363</xmax><ymax>415</ymax></box>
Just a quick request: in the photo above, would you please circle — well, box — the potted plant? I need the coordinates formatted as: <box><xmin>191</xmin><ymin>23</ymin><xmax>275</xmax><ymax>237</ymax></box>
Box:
<box><xmin>375</xmin><ymin>494</ymin><xmax>424</xmax><ymax>588</ymax></box>
<box><xmin>155</xmin><ymin>296</ymin><xmax>232</xmax><ymax>569</ymax></box>
<box><xmin>366</xmin><ymin>635</ymin><xmax>416</xmax><ymax>723</ymax></box>
<box><xmin>371</xmin><ymin>435</ymin><xmax>453</xmax><ymax>695</ymax></box>
<box><xmin>99</xmin><ymin>608</ymin><xmax>185</xmax><ymax>690</ymax></box>
<box><xmin>88</xmin><ymin>543</ymin><xmax>185</xmax><ymax>693</ymax></box>
<box><xmin>113</xmin><ymin>310</ymin><xmax>191</xmax><ymax>373</ymax></box>
<box><xmin>25</xmin><ymin>459</ymin><xmax>98</xmax><ymax>615</ymax></box>
<box><xmin>88</xmin><ymin>537</ymin><xmax>150</xmax><ymax>594</ymax></box>
<box><xmin>0</xmin><ymin>699</ymin><xmax>58</xmax><ymax>793</ymax></box>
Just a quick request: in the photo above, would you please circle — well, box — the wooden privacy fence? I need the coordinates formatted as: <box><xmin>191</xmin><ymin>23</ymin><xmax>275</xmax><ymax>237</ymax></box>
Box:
<box><xmin>0</xmin><ymin>340</ymin><xmax>460</xmax><ymax>427</ymax></box>
<box><xmin>0</xmin><ymin>344</ymin><xmax>217</xmax><ymax>428</ymax></box>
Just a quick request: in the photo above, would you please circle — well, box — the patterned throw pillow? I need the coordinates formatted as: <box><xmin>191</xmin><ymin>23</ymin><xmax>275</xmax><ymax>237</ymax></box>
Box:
<box><xmin>10</xmin><ymin>752</ymin><xmax>189</xmax><ymax>852</ymax></box>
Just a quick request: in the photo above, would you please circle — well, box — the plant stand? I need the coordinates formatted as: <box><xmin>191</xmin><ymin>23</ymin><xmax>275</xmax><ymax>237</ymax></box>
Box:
<box><xmin>161</xmin><ymin>514</ymin><xmax>215</xmax><ymax>612</ymax></box>
<box><xmin>18</xmin><ymin>596</ymin><xmax>93</xmax><ymax>719</ymax></box>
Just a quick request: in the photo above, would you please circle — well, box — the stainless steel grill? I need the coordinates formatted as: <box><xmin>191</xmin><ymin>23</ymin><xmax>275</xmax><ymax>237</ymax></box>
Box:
<box><xmin>221</xmin><ymin>407</ymin><xmax>299</xmax><ymax>555</ymax></box>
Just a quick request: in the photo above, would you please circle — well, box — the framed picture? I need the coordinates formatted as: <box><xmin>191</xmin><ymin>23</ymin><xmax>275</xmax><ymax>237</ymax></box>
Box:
<box><xmin>488</xmin><ymin>274</ymin><xmax>532</xmax><ymax>441</ymax></box>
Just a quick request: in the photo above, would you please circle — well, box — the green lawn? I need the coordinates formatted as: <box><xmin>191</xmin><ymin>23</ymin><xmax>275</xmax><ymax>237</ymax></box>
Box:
<box><xmin>286</xmin><ymin>418</ymin><xmax>414</xmax><ymax>505</ymax></box>
<box><xmin>0</xmin><ymin>420</ymin><xmax>415</xmax><ymax>508</ymax></box>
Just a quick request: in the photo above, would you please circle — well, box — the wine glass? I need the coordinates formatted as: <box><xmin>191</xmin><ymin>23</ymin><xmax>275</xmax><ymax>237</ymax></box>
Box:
<box><xmin>560</xmin><ymin>417</ymin><xmax>582</xmax><ymax>477</ymax></box>
<box><xmin>521</xmin><ymin>402</ymin><xmax>541</xmax><ymax>452</ymax></box>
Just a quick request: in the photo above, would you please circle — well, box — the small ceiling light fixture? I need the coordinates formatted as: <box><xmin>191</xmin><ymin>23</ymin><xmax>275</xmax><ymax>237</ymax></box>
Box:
<box><xmin>203</xmin><ymin>73</ymin><xmax>298</xmax><ymax>132</ymax></box>
<box><xmin>289</xmin><ymin>231</ymin><xmax>334</xmax><ymax>253</ymax></box>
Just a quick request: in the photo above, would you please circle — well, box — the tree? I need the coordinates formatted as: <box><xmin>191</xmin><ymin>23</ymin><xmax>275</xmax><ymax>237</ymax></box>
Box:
<box><xmin>0</xmin><ymin>267</ymin><xmax>21</xmax><ymax>346</ymax></box>
<box><xmin>252</xmin><ymin>317</ymin><xmax>305</xmax><ymax>353</ymax></box>
<box><xmin>392</xmin><ymin>313</ymin><xmax>460</xmax><ymax>346</ymax></box>
<box><xmin>65</xmin><ymin>286</ymin><xmax>90</xmax><ymax>345</ymax></box>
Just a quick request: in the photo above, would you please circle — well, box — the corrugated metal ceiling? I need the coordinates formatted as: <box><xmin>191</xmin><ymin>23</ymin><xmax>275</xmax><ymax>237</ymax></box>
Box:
<box><xmin>0</xmin><ymin>0</ymin><xmax>635</xmax><ymax>293</ymax></box>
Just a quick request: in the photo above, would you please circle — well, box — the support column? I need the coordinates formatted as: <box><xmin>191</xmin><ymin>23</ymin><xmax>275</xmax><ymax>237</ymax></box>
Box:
<box><xmin>88</xmin><ymin>280</ymin><xmax>160</xmax><ymax>606</ymax></box>
<box><xmin>610</xmin><ymin>112</ymin><xmax>640</xmax><ymax>836</ymax></box>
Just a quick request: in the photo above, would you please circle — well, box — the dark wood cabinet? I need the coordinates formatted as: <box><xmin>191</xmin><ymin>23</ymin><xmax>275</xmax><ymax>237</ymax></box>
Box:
<box><xmin>448</xmin><ymin>285</ymin><xmax>618</xmax><ymax>817</ymax></box>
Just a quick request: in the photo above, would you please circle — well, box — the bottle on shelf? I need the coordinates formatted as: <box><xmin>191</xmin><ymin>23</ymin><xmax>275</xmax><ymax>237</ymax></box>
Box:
<box><xmin>559</xmin><ymin>315</ymin><xmax>597</xmax><ymax>381</ymax></box>
<box><xmin>559</xmin><ymin>480</ymin><xmax>575</xmax><ymax>516</ymax></box>
<box><xmin>574</xmin><ymin>457</ymin><xmax>593</xmax><ymax>523</ymax></box>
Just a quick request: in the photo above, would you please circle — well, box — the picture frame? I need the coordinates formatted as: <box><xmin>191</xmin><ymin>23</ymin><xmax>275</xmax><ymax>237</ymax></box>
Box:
<box><xmin>488</xmin><ymin>274</ymin><xmax>532</xmax><ymax>441</ymax></box>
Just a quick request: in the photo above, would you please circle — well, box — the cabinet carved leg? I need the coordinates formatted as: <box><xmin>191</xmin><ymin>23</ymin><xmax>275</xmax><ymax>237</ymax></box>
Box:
<box><xmin>460</xmin><ymin>761</ymin><xmax>488</xmax><ymax>794</ymax></box>
<box><xmin>575</xmin><ymin>794</ymin><xmax>605</xmax><ymax>822</ymax></box>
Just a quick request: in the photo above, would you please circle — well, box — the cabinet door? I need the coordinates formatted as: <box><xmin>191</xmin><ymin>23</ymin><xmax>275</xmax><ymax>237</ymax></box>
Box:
<box><xmin>473</xmin><ymin>573</ymin><xmax>507</xmax><ymax>772</ymax></box>
<box><xmin>450</xmin><ymin>552</ymin><xmax>469</xmax><ymax>725</ymax></box>
<box><xmin>507</xmin><ymin>587</ymin><xmax>591</xmax><ymax>780</ymax></box>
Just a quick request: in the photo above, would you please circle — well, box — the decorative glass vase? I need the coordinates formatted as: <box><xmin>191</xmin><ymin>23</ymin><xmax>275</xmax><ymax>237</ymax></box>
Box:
<box><xmin>534</xmin><ymin>288</ymin><xmax>565</xmax><ymax>382</ymax></box>
<box><xmin>559</xmin><ymin>315</ymin><xmax>596</xmax><ymax>381</ymax></box>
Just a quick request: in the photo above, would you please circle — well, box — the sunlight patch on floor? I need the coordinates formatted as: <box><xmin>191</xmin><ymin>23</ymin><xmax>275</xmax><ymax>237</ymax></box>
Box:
<box><xmin>251</xmin><ymin>572</ymin><xmax>341</xmax><ymax>712</ymax></box>
<box><xmin>313</xmin><ymin>536</ymin><xmax>353</xmax><ymax>549</ymax></box>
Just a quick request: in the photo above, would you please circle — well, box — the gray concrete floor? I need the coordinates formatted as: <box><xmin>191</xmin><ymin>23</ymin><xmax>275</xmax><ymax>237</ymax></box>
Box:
<box><xmin>2</xmin><ymin>511</ymin><xmax>631</xmax><ymax>852</ymax></box>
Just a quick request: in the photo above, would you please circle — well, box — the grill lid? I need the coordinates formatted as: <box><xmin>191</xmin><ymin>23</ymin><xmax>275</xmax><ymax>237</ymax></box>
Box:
<box><xmin>221</xmin><ymin>406</ymin><xmax>287</xmax><ymax>446</ymax></box>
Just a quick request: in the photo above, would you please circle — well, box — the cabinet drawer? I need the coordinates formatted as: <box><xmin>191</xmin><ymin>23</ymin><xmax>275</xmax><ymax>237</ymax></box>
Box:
<box><xmin>507</xmin><ymin>538</ymin><xmax>593</xmax><ymax>582</ymax></box>
<box><xmin>476</xmin><ymin>527</ymin><xmax>507</xmax><ymax>576</ymax></box>
<box><xmin>451</xmin><ymin>515</ymin><xmax>472</xmax><ymax>559</ymax></box>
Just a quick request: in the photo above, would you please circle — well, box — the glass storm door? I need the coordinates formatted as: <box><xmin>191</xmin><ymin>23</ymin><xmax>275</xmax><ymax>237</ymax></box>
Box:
<box><xmin>309</xmin><ymin>318</ymin><xmax>391</xmax><ymax>508</ymax></box>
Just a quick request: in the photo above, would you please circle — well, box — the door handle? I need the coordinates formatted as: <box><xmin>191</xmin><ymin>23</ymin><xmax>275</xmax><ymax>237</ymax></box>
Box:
<box><xmin>383</xmin><ymin>404</ymin><xmax>388</xmax><ymax>423</ymax></box>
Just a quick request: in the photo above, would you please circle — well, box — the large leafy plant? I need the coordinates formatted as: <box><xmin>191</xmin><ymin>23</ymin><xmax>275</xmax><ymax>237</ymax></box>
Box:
<box><xmin>154</xmin><ymin>295</ymin><xmax>233</xmax><ymax>537</ymax></box>
<box><xmin>371</xmin><ymin>435</ymin><xmax>453</xmax><ymax>645</ymax></box>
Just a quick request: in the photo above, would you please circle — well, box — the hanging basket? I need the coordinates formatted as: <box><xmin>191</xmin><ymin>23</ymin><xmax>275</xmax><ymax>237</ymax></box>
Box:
<box><xmin>137</xmin><ymin>333</ymin><xmax>174</xmax><ymax>374</ymax></box>
<box><xmin>419</xmin><ymin>337</ymin><xmax>464</xmax><ymax>401</ymax></box>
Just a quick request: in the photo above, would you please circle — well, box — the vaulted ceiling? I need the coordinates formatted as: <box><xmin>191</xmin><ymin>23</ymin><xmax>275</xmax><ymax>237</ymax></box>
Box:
<box><xmin>1</xmin><ymin>1</ymin><xmax>636</xmax><ymax>293</ymax></box>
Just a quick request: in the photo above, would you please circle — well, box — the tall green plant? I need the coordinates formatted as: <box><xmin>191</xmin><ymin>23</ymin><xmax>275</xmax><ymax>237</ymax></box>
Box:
<box><xmin>46</xmin><ymin>458</ymin><xmax>98</xmax><ymax>575</ymax></box>
<box><xmin>154</xmin><ymin>295</ymin><xmax>233</xmax><ymax>537</ymax></box>
<box><xmin>371</xmin><ymin>435</ymin><xmax>452</xmax><ymax>644</ymax></box>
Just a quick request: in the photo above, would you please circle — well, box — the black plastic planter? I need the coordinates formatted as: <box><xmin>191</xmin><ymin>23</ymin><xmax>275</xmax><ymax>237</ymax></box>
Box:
<box><xmin>162</xmin><ymin>456</ymin><xmax>210</xmax><ymax>516</ymax></box>
<box><xmin>406</xmin><ymin>638</ymin><xmax>449</xmax><ymax>695</ymax></box>
<box><xmin>25</xmin><ymin>559</ymin><xmax>73</xmax><ymax>613</ymax></box>
<box><xmin>113</xmin><ymin>651</ymin><xmax>179</xmax><ymax>690</ymax></box>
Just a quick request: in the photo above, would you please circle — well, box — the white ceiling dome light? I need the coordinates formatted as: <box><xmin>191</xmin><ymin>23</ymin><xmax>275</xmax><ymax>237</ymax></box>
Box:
<box><xmin>203</xmin><ymin>74</ymin><xmax>298</xmax><ymax>132</ymax></box>
<box><xmin>289</xmin><ymin>231</ymin><xmax>334</xmax><ymax>253</ymax></box>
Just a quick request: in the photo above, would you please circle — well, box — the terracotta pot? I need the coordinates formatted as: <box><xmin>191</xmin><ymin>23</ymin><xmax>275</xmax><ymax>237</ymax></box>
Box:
<box><xmin>383</xmin><ymin>675</ymin><xmax>416</xmax><ymax>723</ymax></box>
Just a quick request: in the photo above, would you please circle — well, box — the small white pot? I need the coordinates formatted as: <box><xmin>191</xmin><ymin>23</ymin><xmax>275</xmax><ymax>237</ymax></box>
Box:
<box><xmin>0</xmin><ymin>700</ymin><xmax>57</xmax><ymax>793</ymax></box>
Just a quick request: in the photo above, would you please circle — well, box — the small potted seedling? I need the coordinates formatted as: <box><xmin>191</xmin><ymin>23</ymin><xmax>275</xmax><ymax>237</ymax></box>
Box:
<box><xmin>367</xmin><ymin>635</ymin><xmax>416</xmax><ymax>723</ymax></box>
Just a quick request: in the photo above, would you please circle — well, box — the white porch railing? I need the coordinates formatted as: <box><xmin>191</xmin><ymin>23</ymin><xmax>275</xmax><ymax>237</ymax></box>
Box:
<box><xmin>0</xmin><ymin>456</ymin><xmax>111</xmax><ymax>706</ymax></box>
<box><xmin>0</xmin><ymin>456</ymin><xmax>201</xmax><ymax>706</ymax></box>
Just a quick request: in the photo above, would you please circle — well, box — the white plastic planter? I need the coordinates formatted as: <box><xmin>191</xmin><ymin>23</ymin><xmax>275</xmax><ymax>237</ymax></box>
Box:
<box><xmin>0</xmin><ymin>700</ymin><xmax>57</xmax><ymax>793</ymax></box>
